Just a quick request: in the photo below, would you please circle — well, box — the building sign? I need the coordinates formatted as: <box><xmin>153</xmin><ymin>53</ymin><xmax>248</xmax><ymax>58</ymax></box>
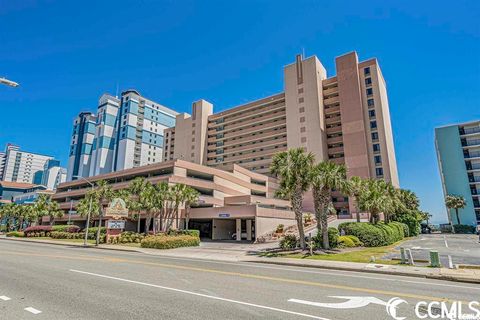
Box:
<box><xmin>219</xmin><ymin>213</ymin><xmax>230</xmax><ymax>218</ymax></box>
<box><xmin>105</xmin><ymin>198</ymin><xmax>129</xmax><ymax>218</ymax></box>
<box><xmin>107</xmin><ymin>220</ymin><xmax>125</xmax><ymax>230</ymax></box>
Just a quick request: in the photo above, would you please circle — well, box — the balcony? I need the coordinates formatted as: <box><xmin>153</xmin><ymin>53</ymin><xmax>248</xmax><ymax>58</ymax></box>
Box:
<box><xmin>469</xmin><ymin>176</ymin><xmax>480</xmax><ymax>183</ymax></box>
<box><xmin>467</xmin><ymin>163</ymin><xmax>480</xmax><ymax>171</ymax></box>
<box><xmin>463</xmin><ymin>139</ymin><xmax>480</xmax><ymax>148</ymax></box>
<box><xmin>465</xmin><ymin>151</ymin><xmax>480</xmax><ymax>159</ymax></box>
<box><xmin>460</xmin><ymin>127</ymin><xmax>480</xmax><ymax>136</ymax></box>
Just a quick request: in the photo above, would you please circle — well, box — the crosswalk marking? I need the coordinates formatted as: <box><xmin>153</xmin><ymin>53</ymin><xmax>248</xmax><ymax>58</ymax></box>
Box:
<box><xmin>0</xmin><ymin>296</ymin><xmax>11</xmax><ymax>301</ymax></box>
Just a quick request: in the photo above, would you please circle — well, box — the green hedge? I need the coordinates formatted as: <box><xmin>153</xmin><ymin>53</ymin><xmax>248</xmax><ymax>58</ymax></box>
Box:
<box><xmin>394</xmin><ymin>214</ymin><xmax>420</xmax><ymax>236</ymax></box>
<box><xmin>167</xmin><ymin>229</ymin><xmax>200</xmax><ymax>238</ymax></box>
<box><xmin>83</xmin><ymin>227</ymin><xmax>106</xmax><ymax>234</ymax></box>
<box><xmin>313</xmin><ymin>227</ymin><xmax>339</xmax><ymax>249</ymax></box>
<box><xmin>338</xmin><ymin>236</ymin><xmax>356</xmax><ymax>247</ymax></box>
<box><xmin>453</xmin><ymin>224</ymin><xmax>476</xmax><ymax>234</ymax></box>
<box><xmin>50</xmin><ymin>231</ymin><xmax>106</xmax><ymax>243</ymax></box>
<box><xmin>6</xmin><ymin>231</ymin><xmax>24</xmax><ymax>237</ymax></box>
<box><xmin>117</xmin><ymin>231</ymin><xmax>146</xmax><ymax>244</ymax></box>
<box><xmin>338</xmin><ymin>222</ymin><xmax>408</xmax><ymax>247</ymax></box>
<box><xmin>140</xmin><ymin>235</ymin><xmax>200</xmax><ymax>249</ymax></box>
<box><xmin>345</xmin><ymin>235</ymin><xmax>362</xmax><ymax>246</ymax></box>
<box><xmin>52</xmin><ymin>225</ymin><xmax>80</xmax><ymax>233</ymax></box>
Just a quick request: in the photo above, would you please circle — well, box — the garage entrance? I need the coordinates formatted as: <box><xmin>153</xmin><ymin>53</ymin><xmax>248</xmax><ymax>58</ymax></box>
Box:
<box><xmin>188</xmin><ymin>219</ymin><xmax>212</xmax><ymax>239</ymax></box>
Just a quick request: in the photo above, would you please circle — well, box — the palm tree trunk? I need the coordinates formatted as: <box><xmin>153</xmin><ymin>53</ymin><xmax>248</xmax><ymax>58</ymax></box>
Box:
<box><xmin>321</xmin><ymin>207</ymin><xmax>329</xmax><ymax>250</ymax></box>
<box><xmin>292</xmin><ymin>191</ymin><xmax>305</xmax><ymax>250</ymax></box>
<box><xmin>354</xmin><ymin>197</ymin><xmax>360</xmax><ymax>223</ymax></box>
<box><xmin>137</xmin><ymin>213</ymin><xmax>141</xmax><ymax>233</ymax></box>
<box><xmin>455</xmin><ymin>209</ymin><xmax>461</xmax><ymax>225</ymax></box>
<box><xmin>145</xmin><ymin>211</ymin><xmax>152</xmax><ymax>235</ymax></box>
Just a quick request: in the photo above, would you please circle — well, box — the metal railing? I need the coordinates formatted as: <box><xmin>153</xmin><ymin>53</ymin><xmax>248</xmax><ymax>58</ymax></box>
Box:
<box><xmin>461</xmin><ymin>127</ymin><xmax>480</xmax><ymax>135</ymax></box>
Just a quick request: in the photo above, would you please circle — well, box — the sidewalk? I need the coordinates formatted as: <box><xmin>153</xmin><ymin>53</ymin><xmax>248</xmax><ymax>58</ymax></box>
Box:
<box><xmin>2</xmin><ymin>236</ymin><xmax>479</xmax><ymax>284</ymax></box>
<box><xmin>246</xmin><ymin>256</ymin><xmax>480</xmax><ymax>284</ymax></box>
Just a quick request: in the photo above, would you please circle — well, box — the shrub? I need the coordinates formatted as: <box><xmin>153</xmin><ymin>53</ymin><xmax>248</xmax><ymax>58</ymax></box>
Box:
<box><xmin>141</xmin><ymin>235</ymin><xmax>200</xmax><ymax>249</ymax></box>
<box><xmin>313</xmin><ymin>227</ymin><xmax>340</xmax><ymax>249</ymax></box>
<box><xmin>328</xmin><ymin>227</ymin><xmax>339</xmax><ymax>248</ymax></box>
<box><xmin>338</xmin><ymin>236</ymin><xmax>356</xmax><ymax>247</ymax></box>
<box><xmin>118</xmin><ymin>231</ymin><xmax>146</xmax><ymax>244</ymax></box>
<box><xmin>83</xmin><ymin>227</ymin><xmax>107</xmax><ymax>234</ymax></box>
<box><xmin>280</xmin><ymin>234</ymin><xmax>298</xmax><ymax>250</ymax></box>
<box><xmin>345</xmin><ymin>235</ymin><xmax>362</xmax><ymax>246</ymax></box>
<box><xmin>339</xmin><ymin>222</ymin><xmax>407</xmax><ymax>247</ymax></box>
<box><xmin>453</xmin><ymin>224</ymin><xmax>476</xmax><ymax>234</ymax></box>
<box><xmin>52</xmin><ymin>225</ymin><xmax>80</xmax><ymax>233</ymax></box>
<box><xmin>6</xmin><ymin>231</ymin><xmax>24</xmax><ymax>237</ymax></box>
<box><xmin>395</xmin><ymin>214</ymin><xmax>420</xmax><ymax>236</ymax></box>
<box><xmin>167</xmin><ymin>229</ymin><xmax>200</xmax><ymax>238</ymax></box>
<box><xmin>24</xmin><ymin>226</ymin><xmax>52</xmax><ymax>237</ymax></box>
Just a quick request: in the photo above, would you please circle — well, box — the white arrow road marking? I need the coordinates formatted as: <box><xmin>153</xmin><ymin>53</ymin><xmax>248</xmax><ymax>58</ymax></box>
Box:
<box><xmin>0</xmin><ymin>296</ymin><xmax>11</xmax><ymax>301</ymax></box>
<box><xmin>289</xmin><ymin>296</ymin><xmax>388</xmax><ymax>309</ymax></box>
<box><xmin>25</xmin><ymin>307</ymin><xmax>42</xmax><ymax>314</ymax></box>
<box><xmin>70</xmin><ymin>269</ymin><xmax>330</xmax><ymax>320</ymax></box>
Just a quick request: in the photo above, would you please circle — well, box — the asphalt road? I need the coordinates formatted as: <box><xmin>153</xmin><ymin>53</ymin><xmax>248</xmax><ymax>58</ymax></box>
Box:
<box><xmin>386</xmin><ymin>234</ymin><xmax>480</xmax><ymax>267</ymax></box>
<box><xmin>0</xmin><ymin>240</ymin><xmax>479</xmax><ymax>320</ymax></box>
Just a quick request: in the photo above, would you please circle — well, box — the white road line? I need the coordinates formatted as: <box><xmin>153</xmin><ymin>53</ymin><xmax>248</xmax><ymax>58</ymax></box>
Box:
<box><xmin>443</xmin><ymin>236</ymin><xmax>449</xmax><ymax>248</ymax></box>
<box><xmin>143</xmin><ymin>256</ymin><xmax>480</xmax><ymax>291</ymax></box>
<box><xmin>70</xmin><ymin>269</ymin><xmax>330</xmax><ymax>320</ymax></box>
<box><xmin>0</xmin><ymin>296</ymin><xmax>11</xmax><ymax>301</ymax></box>
<box><xmin>24</xmin><ymin>307</ymin><xmax>42</xmax><ymax>315</ymax></box>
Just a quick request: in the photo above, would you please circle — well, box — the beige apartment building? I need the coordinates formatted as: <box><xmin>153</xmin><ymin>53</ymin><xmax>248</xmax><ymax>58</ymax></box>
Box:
<box><xmin>53</xmin><ymin>159</ymin><xmax>295</xmax><ymax>241</ymax></box>
<box><xmin>164</xmin><ymin>52</ymin><xmax>399</xmax><ymax>216</ymax></box>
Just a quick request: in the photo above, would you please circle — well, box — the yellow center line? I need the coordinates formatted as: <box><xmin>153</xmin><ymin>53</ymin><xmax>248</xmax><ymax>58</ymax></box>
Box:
<box><xmin>0</xmin><ymin>250</ymin><xmax>461</xmax><ymax>303</ymax></box>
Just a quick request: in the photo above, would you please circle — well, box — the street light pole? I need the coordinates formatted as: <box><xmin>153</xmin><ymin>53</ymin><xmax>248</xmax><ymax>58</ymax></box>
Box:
<box><xmin>73</xmin><ymin>176</ymin><xmax>94</xmax><ymax>247</ymax></box>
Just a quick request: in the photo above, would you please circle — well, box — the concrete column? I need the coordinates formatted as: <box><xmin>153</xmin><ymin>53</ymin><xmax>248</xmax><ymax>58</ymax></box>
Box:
<box><xmin>246</xmin><ymin>220</ymin><xmax>252</xmax><ymax>241</ymax></box>
<box><xmin>236</xmin><ymin>218</ymin><xmax>241</xmax><ymax>242</ymax></box>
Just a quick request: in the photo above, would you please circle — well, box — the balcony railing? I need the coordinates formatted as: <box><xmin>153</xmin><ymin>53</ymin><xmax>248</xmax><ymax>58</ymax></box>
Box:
<box><xmin>460</xmin><ymin>127</ymin><xmax>480</xmax><ymax>135</ymax></box>
<box><xmin>463</xmin><ymin>139</ymin><xmax>480</xmax><ymax>147</ymax></box>
<box><xmin>470</xmin><ymin>176</ymin><xmax>480</xmax><ymax>183</ymax></box>
<box><xmin>468</xmin><ymin>163</ymin><xmax>480</xmax><ymax>170</ymax></box>
<box><xmin>465</xmin><ymin>151</ymin><xmax>480</xmax><ymax>159</ymax></box>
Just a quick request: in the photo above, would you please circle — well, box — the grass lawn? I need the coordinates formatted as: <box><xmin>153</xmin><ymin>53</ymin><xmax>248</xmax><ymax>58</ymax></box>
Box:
<box><xmin>268</xmin><ymin>239</ymin><xmax>410</xmax><ymax>265</ymax></box>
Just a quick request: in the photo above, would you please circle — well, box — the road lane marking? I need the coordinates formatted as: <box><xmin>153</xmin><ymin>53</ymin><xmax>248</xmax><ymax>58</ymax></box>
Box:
<box><xmin>0</xmin><ymin>296</ymin><xmax>11</xmax><ymax>301</ymax></box>
<box><xmin>3</xmin><ymin>247</ymin><xmax>479</xmax><ymax>290</ymax></box>
<box><xmin>289</xmin><ymin>296</ymin><xmax>388</xmax><ymax>309</ymax></box>
<box><xmin>444</xmin><ymin>236</ymin><xmax>449</xmax><ymax>248</ymax></box>
<box><xmin>448</xmin><ymin>255</ymin><xmax>454</xmax><ymax>269</ymax></box>
<box><xmin>69</xmin><ymin>269</ymin><xmax>330</xmax><ymax>320</ymax></box>
<box><xmin>24</xmin><ymin>307</ymin><xmax>42</xmax><ymax>314</ymax></box>
<box><xmin>2</xmin><ymin>250</ymin><xmax>477</xmax><ymax>299</ymax></box>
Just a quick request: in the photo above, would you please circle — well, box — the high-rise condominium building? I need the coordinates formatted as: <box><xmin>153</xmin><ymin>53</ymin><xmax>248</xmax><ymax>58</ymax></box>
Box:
<box><xmin>0</xmin><ymin>144</ymin><xmax>55</xmax><ymax>184</ymax></box>
<box><xmin>164</xmin><ymin>52</ymin><xmax>399</xmax><ymax>215</ymax></box>
<box><xmin>435</xmin><ymin>120</ymin><xmax>480</xmax><ymax>227</ymax></box>
<box><xmin>67</xmin><ymin>90</ymin><xmax>178</xmax><ymax>181</ymax></box>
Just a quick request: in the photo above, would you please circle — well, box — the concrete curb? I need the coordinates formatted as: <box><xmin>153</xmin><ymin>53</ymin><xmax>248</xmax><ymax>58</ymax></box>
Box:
<box><xmin>245</xmin><ymin>259</ymin><xmax>480</xmax><ymax>284</ymax></box>
<box><xmin>0</xmin><ymin>236</ymin><xmax>140</xmax><ymax>253</ymax></box>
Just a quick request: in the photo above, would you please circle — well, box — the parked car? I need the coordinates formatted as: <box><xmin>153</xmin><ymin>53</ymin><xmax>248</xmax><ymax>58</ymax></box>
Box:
<box><xmin>421</xmin><ymin>223</ymin><xmax>432</xmax><ymax>234</ymax></box>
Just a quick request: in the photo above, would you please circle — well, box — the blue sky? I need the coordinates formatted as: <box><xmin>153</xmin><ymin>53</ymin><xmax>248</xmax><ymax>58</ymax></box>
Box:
<box><xmin>0</xmin><ymin>1</ymin><xmax>479</xmax><ymax>223</ymax></box>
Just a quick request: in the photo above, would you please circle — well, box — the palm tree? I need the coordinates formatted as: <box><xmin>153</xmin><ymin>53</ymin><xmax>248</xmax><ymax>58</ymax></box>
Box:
<box><xmin>139</xmin><ymin>181</ymin><xmax>156</xmax><ymax>235</ymax></box>
<box><xmin>183</xmin><ymin>186</ymin><xmax>199</xmax><ymax>230</ymax></box>
<box><xmin>33</xmin><ymin>194</ymin><xmax>51</xmax><ymax>225</ymax></box>
<box><xmin>92</xmin><ymin>180</ymin><xmax>114</xmax><ymax>245</ymax></box>
<box><xmin>154</xmin><ymin>182</ymin><xmax>170</xmax><ymax>233</ymax></box>
<box><xmin>77</xmin><ymin>190</ymin><xmax>100</xmax><ymax>228</ymax></box>
<box><xmin>445</xmin><ymin>195</ymin><xmax>466</xmax><ymax>225</ymax></box>
<box><xmin>167</xmin><ymin>184</ymin><xmax>185</xmax><ymax>231</ymax></box>
<box><xmin>270</xmin><ymin>148</ymin><xmax>315</xmax><ymax>250</ymax></box>
<box><xmin>358</xmin><ymin>179</ymin><xmax>392</xmax><ymax>224</ymax></box>
<box><xmin>47</xmin><ymin>201</ymin><xmax>64</xmax><ymax>225</ymax></box>
<box><xmin>397</xmin><ymin>189</ymin><xmax>420</xmax><ymax>211</ymax></box>
<box><xmin>348</xmin><ymin>176</ymin><xmax>366</xmax><ymax>222</ymax></box>
<box><xmin>310</xmin><ymin>161</ymin><xmax>349</xmax><ymax>249</ymax></box>
<box><xmin>1</xmin><ymin>203</ymin><xmax>18</xmax><ymax>231</ymax></box>
<box><xmin>128</xmin><ymin>177</ymin><xmax>149</xmax><ymax>233</ymax></box>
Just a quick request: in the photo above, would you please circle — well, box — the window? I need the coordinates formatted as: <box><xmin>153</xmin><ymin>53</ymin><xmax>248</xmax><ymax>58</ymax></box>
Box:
<box><xmin>367</xmin><ymin>99</ymin><xmax>375</xmax><ymax>107</ymax></box>
<box><xmin>364</xmin><ymin>67</ymin><xmax>371</xmax><ymax>75</ymax></box>
<box><xmin>373</xmin><ymin>144</ymin><xmax>380</xmax><ymax>153</ymax></box>
<box><xmin>371</xmin><ymin>132</ymin><xmax>379</xmax><ymax>141</ymax></box>
<box><xmin>370</xmin><ymin>120</ymin><xmax>377</xmax><ymax>129</ymax></box>
<box><xmin>376</xmin><ymin>167</ymin><xmax>383</xmax><ymax>177</ymax></box>
<box><xmin>298</xmin><ymin>97</ymin><xmax>304</xmax><ymax>103</ymax></box>
<box><xmin>300</xmin><ymin>117</ymin><xmax>305</xmax><ymax>123</ymax></box>
<box><xmin>365</xmin><ymin>78</ymin><xmax>372</xmax><ymax>86</ymax></box>
<box><xmin>366</xmin><ymin>88</ymin><xmax>373</xmax><ymax>96</ymax></box>
<box><xmin>374</xmin><ymin>155</ymin><xmax>382</xmax><ymax>164</ymax></box>
<box><xmin>368</xmin><ymin>110</ymin><xmax>376</xmax><ymax>118</ymax></box>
